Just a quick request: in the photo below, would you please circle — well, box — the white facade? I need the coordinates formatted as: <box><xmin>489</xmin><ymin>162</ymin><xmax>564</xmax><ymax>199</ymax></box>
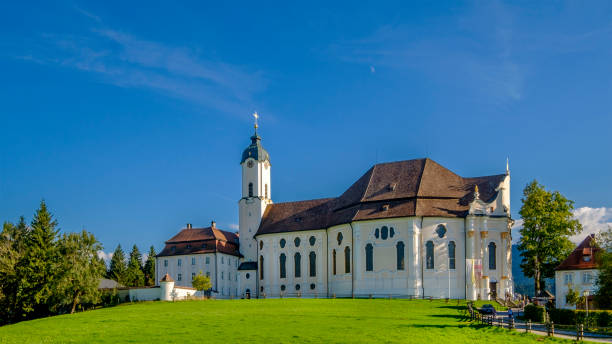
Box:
<box><xmin>155</xmin><ymin>252</ymin><xmax>240</xmax><ymax>299</ymax></box>
<box><xmin>555</xmin><ymin>269</ymin><xmax>599</xmax><ymax>309</ymax></box>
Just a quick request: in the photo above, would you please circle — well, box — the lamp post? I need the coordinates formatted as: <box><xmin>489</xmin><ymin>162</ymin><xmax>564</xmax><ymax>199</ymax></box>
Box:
<box><xmin>584</xmin><ymin>290</ymin><xmax>589</xmax><ymax>318</ymax></box>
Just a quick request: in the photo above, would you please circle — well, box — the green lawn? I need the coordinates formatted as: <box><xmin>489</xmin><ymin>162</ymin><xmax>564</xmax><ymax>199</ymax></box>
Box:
<box><xmin>0</xmin><ymin>299</ymin><xmax>579</xmax><ymax>343</ymax></box>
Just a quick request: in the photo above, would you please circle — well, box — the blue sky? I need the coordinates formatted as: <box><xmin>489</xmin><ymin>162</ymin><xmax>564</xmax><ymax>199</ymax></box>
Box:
<box><xmin>1</xmin><ymin>1</ymin><xmax>611</xmax><ymax>258</ymax></box>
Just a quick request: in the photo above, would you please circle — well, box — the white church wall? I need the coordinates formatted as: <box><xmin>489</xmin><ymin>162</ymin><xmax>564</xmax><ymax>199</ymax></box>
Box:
<box><xmin>257</xmin><ymin>230</ymin><xmax>327</xmax><ymax>297</ymax></box>
<box><xmin>352</xmin><ymin>218</ymin><xmax>417</xmax><ymax>297</ymax></box>
<box><xmin>421</xmin><ymin>217</ymin><xmax>466</xmax><ymax>299</ymax></box>
<box><xmin>328</xmin><ymin>224</ymin><xmax>353</xmax><ymax>297</ymax></box>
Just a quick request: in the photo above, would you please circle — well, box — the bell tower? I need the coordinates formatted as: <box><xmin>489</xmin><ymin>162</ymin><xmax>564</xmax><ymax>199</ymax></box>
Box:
<box><xmin>239</xmin><ymin>113</ymin><xmax>272</xmax><ymax>263</ymax></box>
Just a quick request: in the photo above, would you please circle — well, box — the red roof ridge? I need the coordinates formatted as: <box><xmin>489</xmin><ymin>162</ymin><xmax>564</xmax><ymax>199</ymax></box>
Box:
<box><xmin>556</xmin><ymin>234</ymin><xmax>601</xmax><ymax>271</ymax></box>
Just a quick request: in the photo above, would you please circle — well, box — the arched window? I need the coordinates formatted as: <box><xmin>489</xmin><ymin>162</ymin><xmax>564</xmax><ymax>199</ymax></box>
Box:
<box><xmin>280</xmin><ymin>238</ymin><xmax>286</xmax><ymax>248</ymax></box>
<box><xmin>259</xmin><ymin>255</ymin><xmax>264</xmax><ymax>280</ymax></box>
<box><xmin>332</xmin><ymin>249</ymin><xmax>337</xmax><ymax>275</ymax></box>
<box><xmin>365</xmin><ymin>244</ymin><xmax>373</xmax><ymax>271</ymax></box>
<box><xmin>381</xmin><ymin>226</ymin><xmax>388</xmax><ymax>240</ymax></box>
<box><xmin>248</xmin><ymin>182</ymin><xmax>254</xmax><ymax>197</ymax></box>
<box><xmin>396</xmin><ymin>241</ymin><xmax>405</xmax><ymax>270</ymax></box>
<box><xmin>294</xmin><ymin>252</ymin><xmax>301</xmax><ymax>278</ymax></box>
<box><xmin>426</xmin><ymin>241</ymin><xmax>434</xmax><ymax>269</ymax></box>
<box><xmin>294</xmin><ymin>237</ymin><xmax>301</xmax><ymax>247</ymax></box>
<box><xmin>344</xmin><ymin>246</ymin><xmax>351</xmax><ymax>273</ymax></box>
<box><xmin>309</xmin><ymin>236</ymin><xmax>316</xmax><ymax>246</ymax></box>
<box><xmin>449</xmin><ymin>241</ymin><xmax>456</xmax><ymax>270</ymax></box>
<box><xmin>488</xmin><ymin>242</ymin><xmax>496</xmax><ymax>270</ymax></box>
<box><xmin>265</xmin><ymin>184</ymin><xmax>268</xmax><ymax>198</ymax></box>
<box><xmin>279</xmin><ymin>253</ymin><xmax>286</xmax><ymax>278</ymax></box>
<box><xmin>309</xmin><ymin>251</ymin><xmax>316</xmax><ymax>277</ymax></box>
<box><xmin>259</xmin><ymin>241</ymin><xmax>263</xmax><ymax>250</ymax></box>
<box><xmin>337</xmin><ymin>232</ymin><xmax>343</xmax><ymax>246</ymax></box>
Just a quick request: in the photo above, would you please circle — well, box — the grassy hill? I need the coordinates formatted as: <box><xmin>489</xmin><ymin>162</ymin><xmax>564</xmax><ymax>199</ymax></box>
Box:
<box><xmin>0</xmin><ymin>299</ymin><xmax>575</xmax><ymax>343</ymax></box>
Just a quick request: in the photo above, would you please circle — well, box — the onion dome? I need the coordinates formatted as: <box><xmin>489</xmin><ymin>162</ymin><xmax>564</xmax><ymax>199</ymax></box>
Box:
<box><xmin>241</xmin><ymin>131</ymin><xmax>270</xmax><ymax>164</ymax></box>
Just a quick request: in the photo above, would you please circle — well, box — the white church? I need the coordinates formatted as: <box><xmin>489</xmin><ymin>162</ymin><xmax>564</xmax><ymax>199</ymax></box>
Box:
<box><xmin>155</xmin><ymin>121</ymin><xmax>513</xmax><ymax>301</ymax></box>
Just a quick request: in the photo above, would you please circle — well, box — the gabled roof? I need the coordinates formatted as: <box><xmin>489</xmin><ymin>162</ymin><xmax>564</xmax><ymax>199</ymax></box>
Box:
<box><xmin>157</xmin><ymin>226</ymin><xmax>240</xmax><ymax>257</ymax></box>
<box><xmin>556</xmin><ymin>234</ymin><xmax>601</xmax><ymax>271</ymax></box>
<box><xmin>256</xmin><ymin>158</ymin><xmax>506</xmax><ymax>236</ymax></box>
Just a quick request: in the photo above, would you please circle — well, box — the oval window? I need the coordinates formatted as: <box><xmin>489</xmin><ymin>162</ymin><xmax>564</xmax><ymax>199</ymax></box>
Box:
<box><xmin>381</xmin><ymin>226</ymin><xmax>388</xmax><ymax>240</ymax></box>
<box><xmin>281</xmin><ymin>285</ymin><xmax>286</xmax><ymax>291</ymax></box>
<box><xmin>436</xmin><ymin>225</ymin><xmax>447</xmax><ymax>238</ymax></box>
<box><xmin>310</xmin><ymin>283</ymin><xmax>316</xmax><ymax>290</ymax></box>
<box><xmin>390</xmin><ymin>227</ymin><xmax>395</xmax><ymax>238</ymax></box>
<box><xmin>375</xmin><ymin>228</ymin><xmax>380</xmax><ymax>239</ymax></box>
<box><xmin>295</xmin><ymin>284</ymin><xmax>301</xmax><ymax>291</ymax></box>
<box><xmin>246</xmin><ymin>273</ymin><xmax>250</xmax><ymax>279</ymax></box>
<box><xmin>309</xmin><ymin>236</ymin><xmax>316</xmax><ymax>246</ymax></box>
<box><xmin>259</xmin><ymin>241</ymin><xmax>264</xmax><ymax>249</ymax></box>
<box><xmin>337</xmin><ymin>232</ymin><xmax>343</xmax><ymax>246</ymax></box>
<box><xmin>280</xmin><ymin>239</ymin><xmax>286</xmax><ymax>248</ymax></box>
<box><xmin>294</xmin><ymin>237</ymin><xmax>301</xmax><ymax>247</ymax></box>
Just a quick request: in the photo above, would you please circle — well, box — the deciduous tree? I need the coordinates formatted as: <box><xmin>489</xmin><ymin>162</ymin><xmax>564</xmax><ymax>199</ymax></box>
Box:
<box><xmin>518</xmin><ymin>181</ymin><xmax>581</xmax><ymax>296</ymax></box>
<box><xmin>191</xmin><ymin>271</ymin><xmax>212</xmax><ymax>297</ymax></box>
<box><xmin>55</xmin><ymin>231</ymin><xmax>105</xmax><ymax>314</ymax></box>
<box><xmin>595</xmin><ymin>226</ymin><xmax>612</xmax><ymax>308</ymax></box>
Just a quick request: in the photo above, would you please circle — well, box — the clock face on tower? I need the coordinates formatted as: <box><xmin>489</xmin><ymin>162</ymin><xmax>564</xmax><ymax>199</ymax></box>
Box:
<box><xmin>247</xmin><ymin>160</ymin><xmax>254</xmax><ymax>168</ymax></box>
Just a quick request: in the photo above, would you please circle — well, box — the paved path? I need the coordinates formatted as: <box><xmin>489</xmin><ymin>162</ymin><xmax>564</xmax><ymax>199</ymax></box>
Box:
<box><xmin>474</xmin><ymin>308</ymin><xmax>612</xmax><ymax>343</ymax></box>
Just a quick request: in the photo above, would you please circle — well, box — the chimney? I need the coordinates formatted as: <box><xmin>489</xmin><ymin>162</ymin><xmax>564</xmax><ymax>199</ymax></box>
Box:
<box><xmin>186</xmin><ymin>223</ymin><xmax>192</xmax><ymax>229</ymax></box>
<box><xmin>211</xmin><ymin>220</ymin><xmax>216</xmax><ymax>228</ymax></box>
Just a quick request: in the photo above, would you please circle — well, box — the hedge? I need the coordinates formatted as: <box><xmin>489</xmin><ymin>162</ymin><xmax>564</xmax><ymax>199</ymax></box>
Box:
<box><xmin>549</xmin><ymin>308</ymin><xmax>612</xmax><ymax>327</ymax></box>
<box><xmin>524</xmin><ymin>304</ymin><xmax>546</xmax><ymax>323</ymax></box>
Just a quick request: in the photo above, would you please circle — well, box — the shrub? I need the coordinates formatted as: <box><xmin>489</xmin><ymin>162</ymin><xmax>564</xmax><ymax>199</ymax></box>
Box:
<box><xmin>549</xmin><ymin>308</ymin><xmax>612</xmax><ymax>327</ymax></box>
<box><xmin>524</xmin><ymin>304</ymin><xmax>546</xmax><ymax>323</ymax></box>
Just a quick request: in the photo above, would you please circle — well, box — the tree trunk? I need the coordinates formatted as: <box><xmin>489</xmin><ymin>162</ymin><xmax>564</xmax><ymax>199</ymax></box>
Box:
<box><xmin>534</xmin><ymin>269</ymin><xmax>541</xmax><ymax>297</ymax></box>
<box><xmin>70</xmin><ymin>291</ymin><xmax>80</xmax><ymax>314</ymax></box>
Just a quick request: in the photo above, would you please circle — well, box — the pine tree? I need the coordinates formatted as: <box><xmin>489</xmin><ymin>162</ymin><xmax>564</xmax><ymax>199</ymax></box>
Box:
<box><xmin>0</xmin><ymin>218</ymin><xmax>28</xmax><ymax>324</ymax></box>
<box><xmin>15</xmin><ymin>200</ymin><xmax>60</xmax><ymax>320</ymax></box>
<box><xmin>143</xmin><ymin>246</ymin><xmax>156</xmax><ymax>286</ymax></box>
<box><xmin>125</xmin><ymin>245</ymin><xmax>145</xmax><ymax>287</ymax></box>
<box><xmin>108</xmin><ymin>244</ymin><xmax>127</xmax><ymax>285</ymax></box>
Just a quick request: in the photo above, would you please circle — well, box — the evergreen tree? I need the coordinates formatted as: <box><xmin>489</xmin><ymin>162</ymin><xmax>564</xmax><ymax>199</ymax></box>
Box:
<box><xmin>143</xmin><ymin>246</ymin><xmax>156</xmax><ymax>286</ymax></box>
<box><xmin>0</xmin><ymin>218</ymin><xmax>28</xmax><ymax>324</ymax></box>
<box><xmin>125</xmin><ymin>245</ymin><xmax>145</xmax><ymax>287</ymax></box>
<box><xmin>54</xmin><ymin>231</ymin><xmax>105</xmax><ymax>314</ymax></box>
<box><xmin>14</xmin><ymin>200</ymin><xmax>60</xmax><ymax>321</ymax></box>
<box><xmin>108</xmin><ymin>244</ymin><xmax>127</xmax><ymax>285</ymax></box>
<box><xmin>518</xmin><ymin>181</ymin><xmax>582</xmax><ymax>296</ymax></box>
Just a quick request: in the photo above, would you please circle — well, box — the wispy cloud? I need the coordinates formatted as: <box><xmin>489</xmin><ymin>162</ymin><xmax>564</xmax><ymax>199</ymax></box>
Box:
<box><xmin>228</xmin><ymin>223</ymin><xmax>239</xmax><ymax>231</ymax></box>
<box><xmin>14</xmin><ymin>12</ymin><xmax>266</xmax><ymax>117</ymax></box>
<box><xmin>512</xmin><ymin>206</ymin><xmax>612</xmax><ymax>244</ymax></box>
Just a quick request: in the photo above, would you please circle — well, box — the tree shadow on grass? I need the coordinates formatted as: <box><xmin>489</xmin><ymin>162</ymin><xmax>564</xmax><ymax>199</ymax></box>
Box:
<box><xmin>396</xmin><ymin>324</ymin><xmax>470</xmax><ymax>329</ymax></box>
<box><xmin>429</xmin><ymin>314</ymin><xmax>464</xmax><ymax>320</ymax></box>
<box><xmin>436</xmin><ymin>306</ymin><xmax>464</xmax><ymax>310</ymax></box>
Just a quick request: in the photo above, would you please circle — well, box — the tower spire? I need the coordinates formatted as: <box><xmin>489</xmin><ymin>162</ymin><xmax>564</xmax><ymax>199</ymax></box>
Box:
<box><xmin>506</xmin><ymin>157</ymin><xmax>510</xmax><ymax>175</ymax></box>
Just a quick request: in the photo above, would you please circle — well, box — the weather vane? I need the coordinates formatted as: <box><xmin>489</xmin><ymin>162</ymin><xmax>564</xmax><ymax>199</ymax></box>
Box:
<box><xmin>253</xmin><ymin>111</ymin><xmax>259</xmax><ymax>129</ymax></box>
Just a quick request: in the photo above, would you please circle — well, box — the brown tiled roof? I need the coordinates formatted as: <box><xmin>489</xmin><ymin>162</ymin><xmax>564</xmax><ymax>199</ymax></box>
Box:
<box><xmin>157</xmin><ymin>226</ymin><xmax>240</xmax><ymax>257</ymax></box>
<box><xmin>556</xmin><ymin>234</ymin><xmax>601</xmax><ymax>271</ymax></box>
<box><xmin>256</xmin><ymin>158</ymin><xmax>506</xmax><ymax>236</ymax></box>
<box><xmin>160</xmin><ymin>273</ymin><xmax>174</xmax><ymax>282</ymax></box>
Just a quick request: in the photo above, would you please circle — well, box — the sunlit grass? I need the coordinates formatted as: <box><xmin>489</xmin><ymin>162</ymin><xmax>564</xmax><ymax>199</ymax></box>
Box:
<box><xmin>0</xmin><ymin>299</ymin><xmax>581</xmax><ymax>343</ymax></box>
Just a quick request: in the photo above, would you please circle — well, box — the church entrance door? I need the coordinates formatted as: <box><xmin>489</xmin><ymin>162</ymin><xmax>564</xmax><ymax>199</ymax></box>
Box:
<box><xmin>489</xmin><ymin>282</ymin><xmax>497</xmax><ymax>300</ymax></box>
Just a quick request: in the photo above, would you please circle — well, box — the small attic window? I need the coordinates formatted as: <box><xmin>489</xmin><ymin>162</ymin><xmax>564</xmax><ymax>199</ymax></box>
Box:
<box><xmin>381</xmin><ymin>204</ymin><xmax>390</xmax><ymax>211</ymax></box>
<box><xmin>388</xmin><ymin>183</ymin><xmax>397</xmax><ymax>191</ymax></box>
<box><xmin>171</xmin><ymin>246</ymin><xmax>176</xmax><ymax>252</ymax></box>
<box><xmin>186</xmin><ymin>244</ymin><xmax>191</xmax><ymax>249</ymax></box>
<box><xmin>294</xmin><ymin>217</ymin><xmax>303</xmax><ymax>223</ymax></box>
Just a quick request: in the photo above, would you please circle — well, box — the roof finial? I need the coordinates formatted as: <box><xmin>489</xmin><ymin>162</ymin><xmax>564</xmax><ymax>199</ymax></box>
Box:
<box><xmin>253</xmin><ymin>112</ymin><xmax>259</xmax><ymax>132</ymax></box>
<box><xmin>506</xmin><ymin>157</ymin><xmax>510</xmax><ymax>175</ymax></box>
<box><xmin>474</xmin><ymin>184</ymin><xmax>480</xmax><ymax>200</ymax></box>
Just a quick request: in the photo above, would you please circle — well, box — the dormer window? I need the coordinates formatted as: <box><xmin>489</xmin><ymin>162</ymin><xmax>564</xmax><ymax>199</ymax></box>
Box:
<box><xmin>294</xmin><ymin>217</ymin><xmax>302</xmax><ymax>223</ymax></box>
<box><xmin>387</xmin><ymin>183</ymin><xmax>397</xmax><ymax>191</ymax></box>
